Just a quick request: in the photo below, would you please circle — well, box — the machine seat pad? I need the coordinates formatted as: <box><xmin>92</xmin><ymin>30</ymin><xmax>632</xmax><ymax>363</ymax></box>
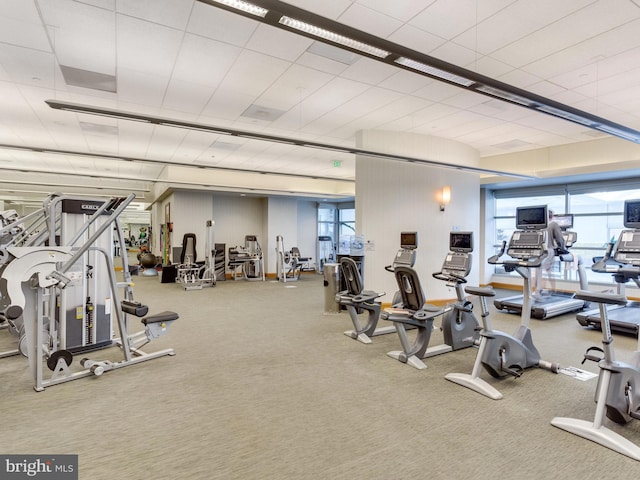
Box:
<box><xmin>464</xmin><ymin>286</ymin><xmax>496</xmax><ymax>298</ymax></box>
<box><xmin>422</xmin><ymin>303</ymin><xmax>442</xmax><ymax>313</ymax></box>
<box><xmin>142</xmin><ymin>311</ymin><xmax>179</xmax><ymax>325</ymax></box>
<box><xmin>353</xmin><ymin>290</ymin><xmax>384</xmax><ymax>303</ymax></box>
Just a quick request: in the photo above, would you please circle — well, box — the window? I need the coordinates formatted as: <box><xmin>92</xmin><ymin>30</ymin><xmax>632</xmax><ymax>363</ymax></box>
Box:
<box><xmin>491</xmin><ymin>181</ymin><xmax>640</xmax><ymax>284</ymax></box>
<box><xmin>317</xmin><ymin>203</ymin><xmax>355</xmax><ymax>257</ymax></box>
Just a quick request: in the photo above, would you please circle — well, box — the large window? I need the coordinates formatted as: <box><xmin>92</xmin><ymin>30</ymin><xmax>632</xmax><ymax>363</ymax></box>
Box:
<box><xmin>317</xmin><ymin>203</ymin><xmax>355</xmax><ymax>256</ymax></box>
<box><xmin>491</xmin><ymin>181</ymin><xmax>640</xmax><ymax>284</ymax></box>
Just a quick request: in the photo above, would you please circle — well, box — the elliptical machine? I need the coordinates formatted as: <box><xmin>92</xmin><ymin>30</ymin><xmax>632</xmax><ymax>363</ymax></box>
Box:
<box><xmin>551</xmin><ymin>289</ymin><xmax>640</xmax><ymax>461</ymax></box>
<box><xmin>445</xmin><ymin>205</ymin><xmax>559</xmax><ymax>399</ymax></box>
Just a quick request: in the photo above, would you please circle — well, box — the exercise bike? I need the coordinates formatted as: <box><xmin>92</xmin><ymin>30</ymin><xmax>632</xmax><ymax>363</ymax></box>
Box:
<box><xmin>428</xmin><ymin>231</ymin><xmax>479</xmax><ymax>357</ymax></box>
<box><xmin>551</xmin><ymin>289</ymin><xmax>640</xmax><ymax>461</ymax></box>
<box><xmin>383</xmin><ymin>232</ymin><xmax>480</xmax><ymax>369</ymax></box>
<box><xmin>336</xmin><ymin>231</ymin><xmax>417</xmax><ymax>344</ymax></box>
<box><xmin>445</xmin><ymin>206</ymin><xmax>559</xmax><ymax>399</ymax></box>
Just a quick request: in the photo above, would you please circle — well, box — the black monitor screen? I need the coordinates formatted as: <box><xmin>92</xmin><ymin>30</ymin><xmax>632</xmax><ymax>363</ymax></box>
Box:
<box><xmin>553</xmin><ymin>214</ymin><xmax>573</xmax><ymax>229</ymax></box>
<box><xmin>450</xmin><ymin>231</ymin><xmax>473</xmax><ymax>253</ymax></box>
<box><xmin>516</xmin><ymin>205</ymin><xmax>548</xmax><ymax>230</ymax></box>
<box><xmin>624</xmin><ymin>200</ymin><xmax>640</xmax><ymax>229</ymax></box>
<box><xmin>400</xmin><ymin>231</ymin><xmax>418</xmax><ymax>250</ymax></box>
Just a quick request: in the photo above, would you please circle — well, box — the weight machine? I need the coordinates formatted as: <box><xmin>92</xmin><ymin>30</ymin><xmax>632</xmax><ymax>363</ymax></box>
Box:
<box><xmin>0</xmin><ymin>193</ymin><xmax>179</xmax><ymax>391</ymax></box>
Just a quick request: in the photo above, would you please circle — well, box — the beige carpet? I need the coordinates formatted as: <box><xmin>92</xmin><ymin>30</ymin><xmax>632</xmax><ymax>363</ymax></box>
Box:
<box><xmin>2</xmin><ymin>272</ymin><xmax>640</xmax><ymax>479</ymax></box>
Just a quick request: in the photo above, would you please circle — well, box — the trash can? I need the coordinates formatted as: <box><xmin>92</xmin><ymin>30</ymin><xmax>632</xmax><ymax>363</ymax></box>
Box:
<box><xmin>323</xmin><ymin>263</ymin><xmax>341</xmax><ymax>315</ymax></box>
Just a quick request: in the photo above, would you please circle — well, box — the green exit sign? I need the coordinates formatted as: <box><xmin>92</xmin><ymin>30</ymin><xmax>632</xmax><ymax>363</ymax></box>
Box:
<box><xmin>333</xmin><ymin>160</ymin><xmax>342</xmax><ymax>167</ymax></box>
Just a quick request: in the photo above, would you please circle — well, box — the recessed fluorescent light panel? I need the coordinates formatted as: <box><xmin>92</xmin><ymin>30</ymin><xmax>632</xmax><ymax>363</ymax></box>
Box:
<box><xmin>394</xmin><ymin>57</ymin><xmax>475</xmax><ymax>86</ymax></box>
<box><xmin>474</xmin><ymin>85</ymin><xmax>532</xmax><ymax>107</ymax></box>
<box><xmin>535</xmin><ymin>105</ymin><xmax>594</xmax><ymax>127</ymax></box>
<box><xmin>208</xmin><ymin>0</ymin><xmax>268</xmax><ymax>17</ymax></box>
<box><xmin>279</xmin><ymin>16</ymin><xmax>390</xmax><ymax>59</ymax></box>
<box><xmin>596</xmin><ymin>124</ymin><xmax>638</xmax><ymax>142</ymax></box>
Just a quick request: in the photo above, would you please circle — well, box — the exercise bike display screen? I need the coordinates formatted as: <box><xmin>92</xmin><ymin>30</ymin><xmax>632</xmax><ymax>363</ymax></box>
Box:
<box><xmin>624</xmin><ymin>199</ymin><xmax>640</xmax><ymax>229</ymax></box>
<box><xmin>516</xmin><ymin>205</ymin><xmax>548</xmax><ymax>230</ymax></box>
<box><xmin>554</xmin><ymin>214</ymin><xmax>573</xmax><ymax>229</ymax></box>
<box><xmin>400</xmin><ymin>231</ymin><xmax>418</xmax><ymax>250</ymax></box>
<box><xmin>449</xmin><ymin>231</ymin><xmax>473</xmax><ymax>253</ymax></box>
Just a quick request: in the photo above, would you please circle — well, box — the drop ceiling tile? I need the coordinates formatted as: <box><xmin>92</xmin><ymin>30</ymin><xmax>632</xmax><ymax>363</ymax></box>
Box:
<box><xmin>460</xmin><ymin>0</ymin><xmax>597</xmax><ymax>55</ymax></box>
<box><xmin>409</xmin><ymin>0</ymin><xmax>483</xmax><ymax>41</ymax></box>
<box><xmin>387</xmin><ymin>23</ymin><xmax>446</xmax><ymax>54</ymax></box>
<box><xmin>255</xmin><ymin>64</ymin><xmax>334</xmax><ymax>111</ymax></box>
<box><xmin>412</xmin><ymin>81</ymin><xmax>460</xmax><ymax>102</ymax></box>
<box><xmin>172</xmin><ymin>33</ymin><xmax>241</xmax><ymax>85</ymax></box>
<box><xmin>0</xmin><ymin>5</ymin><xmax>50</xmax><ymax>51</ymax></box>
<box><xmin>0</xmin><ymin>43</ymin><xmax>57</xmax><ymax>88</ymax></box>
<box><xmin>469</xmin><ymin>55</ymin><xmax>513</xmax><ymax>78</ymax></box>
<box><xmin>117</xmin><ymin>0</ymin><xmax>191</xmax><ymax>30</ymax></box>
<box><xmin>490</xmin><ymin>1</ymin><xmax>640</xmax><ymax>68</ymax></box>
<box><xmin>521</xmin><ymin>18</ymin><xmax>640</xmax><ymax>79</ymax></box>
<box><xmin>357</xmin><ymin>0</ymin><xmax>435</xmax><ymax>22</ymax></box>
<box><xmin>215</xmin><ymin>49</ymin><xmax>290</xmax><ymax>99</ymax></box>
<box><xmin>378</xmin><ymin>69</ymin><xmax>432</xmax><ymax>94</ymax></box>
<box><xmin>468</xmin><ymin>99</ymin><xmax>534</xmax><ymax>122</ymax></box>
<box><xmin>202</xmin><ymin>89</ymin><xmax>257</xmax><ymax>121</ymax></box>
<box><xmin>282</xmin><ymin>0</ymin><xmax>351</xmax><ymax>20</ymax></box>
<box><xmin>341</xmin><ymin>57</ymin><xmax>397</xmax><ymax>85</ymax></box>
<box><xmin>441</xmin><ymin>91</ymin><xmax>489</xmax><ymax>109</ymax></box>
<box><xmin>296</xmin><ymin>51</ymin><xmax>350</xmax><ymax>76</ymax></box>
<box><xmin>429</xmin><ymin>41</ymin><xmax>480</xmax><ymax>69</ymax></box>
<box><xmin>246</xmin><ymin>24</ymin><xmax>312</xmax><ymax>62</ymax></box>
<box><xmin>187</xmin><ymin>2</ymin><xmax>256</xmax><ymax>47</ymax></box>
<box><xmin>496</xmin><ymin>68</ymin><xmax>541</xmax><ymax>89</ymax></box>
<box><xmin>116</xmin><ymin>14</ymin><xmax>183</xmax><ymax>77</ymax></box>
<box><xmin>337</xmin><ymin>3</ymin><xmax>403</xmax><ymax>38</ymax></box>
<box><xmin>163</xmin><ymin>78</ymin><xmax>216</xmax><ymax>115</ymax></box>
<box><xmin>117</xmin><ymin>67</ymin><xmax>168</xmax><ymax>108</ymax></box>
<box><xmin>39</xmin><ymin>0</ymin><xmax>116</xmax><ymax>75</ymax></box>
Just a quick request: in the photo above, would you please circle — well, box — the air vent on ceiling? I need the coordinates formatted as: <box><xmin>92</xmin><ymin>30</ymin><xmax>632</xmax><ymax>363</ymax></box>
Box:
<box><xmin>210</xmin><ymin>140</ymin><xmax>242</xmax><ymax>150</ymax></box>
<box><xmin>241</xmin><ymin>104</ymin><xmax>286</xmax><ymax>122</ymax></box>
<box><xmin>307</xmin><ymin>41</ymin><xmax>360</xmax><ymax>65</ymax></box>
<box><xmin>59</xmin><ymin>65</ymin><xmax>117</xmax><ymax>93</ymax></box>
<box><xmin>79</xmin><ymin>121</ymin><xmax>118</xmax><ymax>135</ymax></box>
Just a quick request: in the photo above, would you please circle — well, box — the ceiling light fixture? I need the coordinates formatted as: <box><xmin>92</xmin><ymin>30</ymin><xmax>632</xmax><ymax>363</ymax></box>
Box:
<box><xmin>394</xmin><ymin>57</ymin><xmax>474</xmax><ymax>87</ymax></box>
<box><xmin>45</xmin><ymin>99</ymin><xmax>534</xmax><ymax>179</ymax></box>
<box><xmin>207</xmin><ymin>0</ymin><xmax>268</xmax><ymax>17</ymax></box>
<box><xmin>195</xmin><ymin>0</ymin><xmax>640</xmax><ymax>144</ymax></box>
<box><xmin>278</xmin><ymin>16</ymin><xmax>390</xmax><ymax>58</ymax></box>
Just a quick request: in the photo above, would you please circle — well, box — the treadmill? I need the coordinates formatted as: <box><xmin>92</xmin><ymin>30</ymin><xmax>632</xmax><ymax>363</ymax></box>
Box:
<box><xmin>576</xmin><ymin>199</ymin><xmax>640</xmax><ymax>335</ymax></box>
<box><xmin>494</xmin><ymin>213</ymin><xmax>588</xmax><ymax>319</ymax></box>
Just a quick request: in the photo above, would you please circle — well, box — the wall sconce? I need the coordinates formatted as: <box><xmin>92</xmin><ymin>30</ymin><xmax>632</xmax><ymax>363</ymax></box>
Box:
<box><xmin>440</xmin><ymin>185</ymin><xmax>451</xmax><ymax>211</ymax></box>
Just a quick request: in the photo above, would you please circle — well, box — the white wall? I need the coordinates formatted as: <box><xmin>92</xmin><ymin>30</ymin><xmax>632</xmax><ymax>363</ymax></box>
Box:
<box><xmin>151</xmin><ymin>191</ymin><xmax>320</xmax><ymax>275</ymax></box>
<box><xmin>170</xmin><ymin>191</ymin><xmax>215</xmax><ymax>262</ymax></box>
<box><xmin>265</xmin><ymin>197</ymin><xmax>298</xmax><ymax>273</ymax></box>
<box><xmin>356</xmin><ymin>131</ymin><xmax>481</xmax><ymax>302</ymax></box>
<box><xmin>297</xmin><ymin>200</ymin><xmax>318</xmax><ymax>264</ymax></box>
<box><xmin>212</xmin><ymin>194</ymin><xmax>266</xmax><ymax>268</ymax></box>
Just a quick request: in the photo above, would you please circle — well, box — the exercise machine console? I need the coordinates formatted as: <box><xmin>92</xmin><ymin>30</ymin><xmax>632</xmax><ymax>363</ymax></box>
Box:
<box><xmin>494</xmin><ymin>214</ymin><xmax>588</xmax><ymax>319</ymax></box>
